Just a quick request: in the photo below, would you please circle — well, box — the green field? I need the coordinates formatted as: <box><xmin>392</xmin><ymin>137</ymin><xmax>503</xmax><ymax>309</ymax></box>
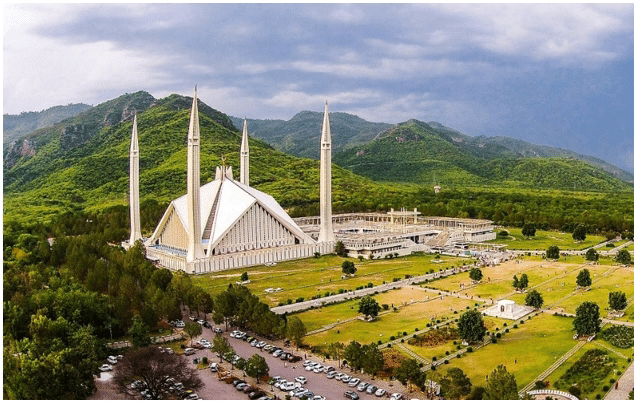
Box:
<box><xmin>295</xmin><ymin>288</ymin><xmax>437</xmax><ymax>332</ymax></box>
<box><xmin>437</xmin><ymin>313</ymin><xmax>578</xmax><ymax>390</ymax></box>
<box><xmin>191</xmin><ymin>253</ymin><xmax>468</xmax><ymax>307</ymax></box>
<box><xmin>304</xmin><ymin>295</ymin><xmax>475</xmax><ymax>346</ymax></box>
<box><xmin>491</xmin><ymin>228</ymin><xmax>606</xmax><ymax>251</ymax></box>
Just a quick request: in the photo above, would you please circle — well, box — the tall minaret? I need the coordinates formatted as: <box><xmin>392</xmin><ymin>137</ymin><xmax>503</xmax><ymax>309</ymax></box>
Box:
<box><xmin>318</xmin><ymin>101</ymin><xmax>335</xmax><ymax>242</ymax></box>
<box><xmin>186</xmin><ymin>87</ymin><xmax>205</xmax><ymax>261</ymax></box>
<box><xmin>129</xmin><ymin>113</ymin><xmax>142</xmax><ymax>244</ymax></box>
<box><xmin>240</xmin><ymin>117</ymin><xmax>249</xmax><ymax>186</ymax></box>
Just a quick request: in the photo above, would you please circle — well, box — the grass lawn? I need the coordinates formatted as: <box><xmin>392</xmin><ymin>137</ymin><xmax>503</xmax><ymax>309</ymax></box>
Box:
<box><xmin>295</xmin><ymin>288</ymin><xmax>437</xmax><ymax>332</ymax></box>
<box><xmin>491</xmin><ymin>228</ymin><xmax>606</xmax><ymax>251</ymax></box>
<box><xmin>304</xmin><ymin>296</ymin><xmax>475</xmax><ymax>347</ymax></box>
<box><xmin>401</xmin><ymin>340</ymin><xmax>459</xmax><ymax>363</ymax></box>
<box><xmin>437</xmin><ymin>313</ymin><xmax>578</xmax><ymax>390</ymax></box>
<box><xmin>558</xmin><ymin>267</ymin><xmax>634</xmax><ymax>314</ymax></box>
<box><xmin>191</xmin><ymin>254</ymin><xmax>468</xmax><ymax>306</ymax></box>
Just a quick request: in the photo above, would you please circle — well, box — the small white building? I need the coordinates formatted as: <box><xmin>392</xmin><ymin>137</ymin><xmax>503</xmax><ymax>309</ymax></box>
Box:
<box><xmin>482</xmin><ymin>299</ymin><xmax>534</xmax><ymax>321</ymax></box>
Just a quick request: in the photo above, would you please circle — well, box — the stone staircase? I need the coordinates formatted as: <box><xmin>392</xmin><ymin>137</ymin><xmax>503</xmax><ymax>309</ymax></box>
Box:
<box><xmin>426</xmin><ymin>231</ymin><xmax>450</xmax><ymax>247</ymax></box>
<box><xmin>395</xmin><ymin>343</ymin><xmax>431</xmax><ymax>365</ymax></box>
<box><xmin>519</xmin><ymin>340</ymin><xmax>586</xmax><ymax>394</ymax></box>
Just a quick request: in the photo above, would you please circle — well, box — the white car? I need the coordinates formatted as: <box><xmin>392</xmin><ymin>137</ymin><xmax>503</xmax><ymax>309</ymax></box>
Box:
<box><xmin>174</xmin><ymin>320</ymin><xmax>185</xmax><ymax>328</ymax></box>
<box><xmin>189</xmin><ymin>315</ymin><xmax>197</xmax><ymax>321</ymax></box>
<box><xmin>312</xmin><ymin>396</ymin><xmax>326</xmax><ymax>400</ymax></box>
<box><xmin>303</xmin><ymin>360</ymin><xmax>313</xmax><ymax>367</ymax></box>
<box><xmin>390</xmin><ymin>393</ymin><xmax>403</xmax><ymax>400</ymax></box>
<box><xmin>341</xmin><ymin>375</ymin><xmax>352</xmax><ymax>383</ymax></box>
<box><xmin>326</xmin><ymin>371</ymin><xmax>337</xmax><ymax>379</ymax></box>
<box><xmin>279</xmin><ymin>382</ymin><xmax>295</xmax><ymax>391</ymax></box>
<box><xmin>375</xmin><ymin>389</ymin><xmax>386</xmax><ymax>397</ymax></box>
<box><xmin>295</xmin><ymin>376</ymin><xmax>307</xmax><ymax>384</ymax></box>
<box><xmin>107</xmin><ymin>355</ymin><xmax>118</xmax><ymax>364</ymax></box>
<box><xmin>99</xmin><ymin>364</ymin><xmax>113</xmax><ymax>372</ymax></box>
<box><xmin>348</xmin><ymin>378</ymin><xmax>360</xmax><ymax>387</ymax></box>
<box><xmin>313</xmin><ymin>365</ymin><xmax>324</xmax><ymax>373</ymax></box>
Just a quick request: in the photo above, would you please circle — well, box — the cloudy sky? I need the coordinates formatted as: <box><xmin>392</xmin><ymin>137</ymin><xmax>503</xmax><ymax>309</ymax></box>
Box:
<box><xmin>3</xmin><ymin>3</ymin><xmax>634</xmax><ymax>171</ymax></box>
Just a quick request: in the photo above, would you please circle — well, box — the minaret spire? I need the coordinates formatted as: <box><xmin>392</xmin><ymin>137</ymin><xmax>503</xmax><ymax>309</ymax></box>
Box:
<box><xmin>186</xmin><ymin>87</ymin><xmax>205</xmax><ymax>261</ymax></box>
<box><xmin>129</xmin><ymin>113</ymin><xmax>142</xmax><ymax>244</ymax></box>
<box><xmin>318</xmin><ymin>101</ymin><xmax>335</xmax><ymax>243</ymax></box>
<box><xmin>240</xmin><ymin>117</ymin><xmax>250</xmax><ymax>186</ymax></box>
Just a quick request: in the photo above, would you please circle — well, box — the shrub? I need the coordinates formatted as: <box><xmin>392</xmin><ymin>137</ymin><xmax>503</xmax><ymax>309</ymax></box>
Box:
<box><xmin>601</xmin><ymin>325</ymin><xmax>633</xmax><ymax>349</ymax></box>
<box><xmin>445</xmin><ymin>351</ymin><xmax>449</xmax><ymax>355</ymax></box>
<box><xmin>287</xmin><ymin>298</ymin><xmax>293</xmax><ymax>304</ymax></box>
<box><xmin>513</xmin><ymin>324</ymin><xmax>518</xmax><ymax>329</ymax></box>
<box><xmin>466</xmin><ymin>347</ymin><xmax>473</xmax><ymax>353</ymax></box>
<box><xmin>595</xmin><ymin>394</ymin><xmax>601</xmax><ymax>399</ymax></box>
<box><xmin>503</xmin><ymin>322</ymin><xmax>508</xmax><ymax>327</ymax></box>
<box><xmin>415</xmin><ymin>327</ymin><xmax>419</xmax><ymax>332</ymax></box>
<box><xmin>520</xmin><ymin>320</ymin><xmax>524</xmax><ymax>324</ymax></box>
<box><xmin>403</xmin><ymin>331</ymin><xmax>408</xmax><ymax>336</ymax></box>
<box><xmin>609</xmin><ymin>378</ymin><xmax>616</xmax><ymax>384</ymax></box>
<box><xmin>432</xmin><ymin>356</ymin><xmax>437</xmax><ymax>361</ymax></box>
<box><xmin>382</xmin><ymin>304</ymin><xmax>389</xmax><ymax>311</ymax></box>
<box><xmin>387</xmin><ymin>344</ymin><xmax>391</xmax><ymax>348</ymax></box>
<box><xmin>535</xmin><ymin>381</ymin><xmax>546</xmax><ymax>389</ymax></box>
<box><xmin>456</xmin><ymin>354</ymin><xmax>461</xmax><ymax>358</ymax></box>
<box><xmin>202</xmin><ymin>356</ymin><xmax>208</xmax><ymax>364</ymax></box>
<box><xmin>496</xmin><ymin>333</ymin><xmax>501</xmax><ymax>338</ymax></box>
<box><xmin>400</xmin><ymin>339</ymin><xmax>404</xmax><ymax>343</ymax></box>
<box><xmin>602</xmin><ymin>385</ymin><xmax>609</xmax><ymax>392</ymax></box>
<box><xmin>390</xmin><ymin>336</ymin><xmax>396</xmax><ymax>341</ymax></box>
<box><xmin>296</xmin><ymin>297</ymin><xmax>304</xmax><ymax>303</ymax></box>
<box><xmin>431</xmin><ymin>365</ymin><xmax>436</xmax><ymax>371</ymax></box>
<box><xmin>491</xmin><ymin>338</ymin><xmax>497</xmax><ymax>344</ymax></box>
<box><xmin>419</xmin><ymin>363</ymin><xmax>424</xmax><ymax>368</ymax></box>
<box><xmin>444</xmin><ymin>359</ymin><xmax>449</xmax><ymax>364</ymax></box>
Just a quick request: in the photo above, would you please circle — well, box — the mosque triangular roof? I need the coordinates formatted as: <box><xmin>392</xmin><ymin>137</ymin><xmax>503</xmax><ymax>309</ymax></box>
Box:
<box><xmin>171</xmin><ymin>176</ymin><xmax>313</xmax><ymax>250</ymax></box>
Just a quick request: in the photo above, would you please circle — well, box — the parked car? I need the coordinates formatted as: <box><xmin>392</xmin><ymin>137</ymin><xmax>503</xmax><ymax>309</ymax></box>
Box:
<box><xmin>183</xmin><ymin>348</ymin><xmax>196</xmax><ymax>355</ymax></box>
<box><xmin>390</xmin><ymin>393</ymin><xmax>403</xmax><ymax>400</ymax></box>
<box><xmin>174</xmin><ymin>320</ymin><xmax>185</xmax><ymax>328</ymax></box>
<box><xmin>232</xmin><ymin>379</ymin><xmax>245</xmax><ymax>387</ymax></box>
<box><xmin>279</xmin><ymin>382</ymin><xmax>295</xmax><ymax>391</ymax></box>
<box><xmin>106</xmin><ymin>355</ymin><xmax>118</xmax><ymax>364</ymax></box>
<box><xmin>366</xmin><ymin>385</ymin><xmax>378</xmax><ymax>394</ymax></box>
<box><xmin>312</xmin><ymin>396</ymin><xmax>326</xmax><ymax>400</ymax></box>
<box><xmin>236</xmin><ymin>383</ymin><xmax>248</xmax><ymax>391</ymax></box>
<box><xmin>215</xmin><ymin>327</ymin><xmax>223</xmax><ymax>334</ymax></box>
<box><xmin>324</xmin><ymin>366</ymin><xmax>335</xmax><ymax>373</ymax></box>
<box><xmin>99</xmin><ymin>364</ymin><xmax>113</xmax><ymax>372</ymax></box>
<box><xmin>344</xmin><ymin>391</ymin><xmax>359</xmax><ymax>400</ymax></box>
<box><xmin>294</xmin><ymin>376</ymin><xmax>307</xmax><ymax>384</ymax></box>
<box><xmin>356</xmin><ymin>382</ymin><xmax>370</xmax><ymax>392</ymax></box>
<box><xmin>313</xmin><ymin>365</ymin><xmax>324</xmax><ymax>373</ymax></box>
<box><xmin>302</xmin><ymin>359</ymin><xmax>313</xmax><ymax>367</ymax></box>
<box><xmin>326</xmin><ymin>371</ymin><xmax>337</xmax><ymax>379</ymax></box>
<box><xmin>348</xmin><ymin>378</ymin><xmax>360</xmax><ymax>387</ymax></box>
<box><xmin>202</xmin><ymin>321</ymin><xmax>211</xmax><ymax>329</ymax></box>
<box><xmin>257</xmin><ymin>341</ymin><xmax>266</xmax><ymax>348</ymax></box>
<box><xmin>249</xmin><ymin>391</ymin><xmax>266</xmax><ymax>399</ymax></box>
<box><xmin>341</xmin><ymin>375</ymin><xmax>352</xmax><ymax>383</ymax></box>
<box><xmin>189</xmin><ymin>315</ymin><xmax>197</xmax><ymax>321</ymax></box>
<box><xmin>209</xmin><ymin>363</ymin><xmax>218</xmax><ymax>372</ymax></box>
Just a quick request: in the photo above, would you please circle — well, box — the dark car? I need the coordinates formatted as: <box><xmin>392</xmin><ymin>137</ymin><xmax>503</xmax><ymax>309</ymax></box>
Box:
<box><xmin>232</xmin><ymin>379</ymin><xmax>245</xmax><ymax>387</ymax></box>
<box><xmin>344</xmin><ymin>391</ymin><xmax>359</xmax><ymax>400</ymax></box>
<box><xmin>202</xmin><ymin>321</ymin><xmax>211</xmax><ymax>329</ymax></box>
<box><xmin>249</xmin><ymin>391</ymin><xmax>266</xmax><ymax>400</ymax></box>
<box><xmin>244</xmin><ymin>385</ymin><xmax>257</xmax><ymax>393</ymax></box>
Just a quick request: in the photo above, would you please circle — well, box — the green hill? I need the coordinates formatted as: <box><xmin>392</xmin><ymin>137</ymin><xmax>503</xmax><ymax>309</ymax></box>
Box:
<box><xmin>3</xmin><ymin>92</ymin><xmax>414</xmax><ymax>223</ymax></box>
<box><xmin>334</xmin><ymin>119</ymin><xmax>633</xmax><ymax>192</ymax></box>
<box><xmin>229</xmin><ymin>111</ymin><xmax>392</xmax><ymax>160</ymax></box>
<box><xmin>3</xmin><ymin>103</ymin><xmax>92</xmax><ymax>149</ymax></box>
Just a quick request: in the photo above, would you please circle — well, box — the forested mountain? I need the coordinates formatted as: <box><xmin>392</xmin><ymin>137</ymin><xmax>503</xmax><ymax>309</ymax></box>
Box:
<box><xmin>2</xmin><ymin>92</ymin><xmax>413</xmax><ymax>223</ymax></box>
<box><xmin>229</xmin><ymin>111</ymin><xmax>392</xmax><ymax>160</ymax></box>
<box><xmin>334</xmin><ymin>119</ymin><xmax>632</xmax><ymax>192</ymax></box>
<box><xmin>232</xmin><ymin>114</ymin><xmax>632</xmax><ymax>184</ymax></box>
<box><xmin>3</xmin><ymin>103</ymin><xmax>92</xmax><ymax>148</ymax></box>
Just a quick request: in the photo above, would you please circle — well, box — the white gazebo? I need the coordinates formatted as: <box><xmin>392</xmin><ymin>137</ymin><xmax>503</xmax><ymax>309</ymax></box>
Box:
<box><xmin>482</xmin><ymin>299</ymin><xmax>534</xmax><ymax>320</ymax></box>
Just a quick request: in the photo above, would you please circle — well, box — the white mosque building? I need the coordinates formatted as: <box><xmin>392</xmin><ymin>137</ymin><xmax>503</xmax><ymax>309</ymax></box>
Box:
<box><xmin>126</xmin><ymin>88</ymin><xmax>495</xmax><ymax>274</ymax></box>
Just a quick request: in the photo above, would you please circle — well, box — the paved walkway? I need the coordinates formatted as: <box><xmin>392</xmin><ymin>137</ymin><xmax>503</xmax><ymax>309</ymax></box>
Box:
<box><xmin>604</xmin><ymin>361</ymin><xmax>634</xmax><ymax>400</ymax></box>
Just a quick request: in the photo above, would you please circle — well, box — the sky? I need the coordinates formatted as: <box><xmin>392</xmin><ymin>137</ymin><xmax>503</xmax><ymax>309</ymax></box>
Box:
<box><xmin>3</xmin><ymin>3</ymin><xmax>634</xmax><ymax>171</ymax></box>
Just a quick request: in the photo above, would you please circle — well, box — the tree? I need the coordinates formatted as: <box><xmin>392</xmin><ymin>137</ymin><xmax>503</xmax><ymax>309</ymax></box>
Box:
<box><xmin>615</xmin><ymin>249</ymin><xmax>632</xmax><ymax>265</ymax></box>
<box><xmin>576</xmin><ymin>268</ymin><xmax>592</xmax><ymax>288</ymax></box>
<box><xmin>483</xmin><ymin>364</ymin><xmax>519</xmax><ymax>400</ymax></box>
<box><xmin>394</xmin><ymin>358</ymin><xmax>425</xmax><ymax>392</ymax></box>
<box><xmin>513</xmin><ymin>274</ymin><xmax>529</xmax><ymax>291</ymax></box>
<box><xmin>240</xmin><ymin>272</ymin><xmax>249</xmax><ymax>282</ymax></box>
<box><xmin>469</xmin><ymin>267</ymin><xmax>483</xmax><ymax>282</ymax></box>
<box><xmin>546</xmin><ymin>245</ymin><xmax>560</xmax><ymax>259</ymax></box>
<box><xmin>525</xmin><ymin>289</ymin><xmax>544</xmax><ymax>309</ymax></box>
<box><xmin>343</xmin><ymin>340</ymin><xmax>363</xmax><ymax>369</ymax></box>
<box><xmin>286</xmin><ymin>316</ymin><xmax>307</xmax><ymax>349</ymax></box>
<box><xmin>361</xmin><ymin>343</ymin><xmax>384</xmax><ymax>376</ymax></box>
<box><xmin>326</xmin><ymin>342</ymin><xmax>345</xmax><ymax>366</ymax></box>
<box><xmin>212</xmin><ymin>335</ymin><xmax>234</xmax><ymax>363</ymax></box>
<box><xmin>335</xmin><ymin>241</ymin><xmax>347</xmax><ymax>257</ymax></box>
<box><xmin>585</xmin><ymin>248</ymin><xmax>599</xmax><ymax>262</ymax></box>
<box><xmin>184</xmin><ymin>322</ymin><xmax>202</xmax><ymax>346</ymax></box>
<box><xmin>440</xmin><ymin>367</ymin><xmax>472</xmax><ymax>399</ymax></box>
<box><xmin>521</xmin><ymin>223</ymin><xmax>536</xmax><ymax>238</ymax></box>
<box><xmin>457</xmin><ymin>310</ymin><xmax>485</xmax><ymax>343</ymax></box>
<box><xmin>358</xmin><ymin>296</ymin><xmax>381</xmax><ymax>319</ymax></box>
<box><xmin>129</xmin><ymin>314</ymin><xmax>151</xmax><ymax>348</ymax></box>
<box><xmin>113</xmin><ymin>346</ymin><xmax>203</xmax><ymax>400</ymax></box>
<box><xmin>573</xmin><ymin>301</ymin><xmax>601</xmax><ymax>336</ymax></box>
<box><xmin>608</xmin><ymin>291</ymin><xmax>627</xmax><ymax>311</ymax></box>
<box><xmin>341</xmin><ymin>260</ymin><xmax>357</xmax><ymax>275</ymax></box>
<box><xmin>245</xmin><ymin>354</ymin><xmax>269</xmax><ymax>384</ymax></box>
<box><xmin>572</xmin><ymin>225</ymin><xmax>587</xmax><ymax>242</ymax></box>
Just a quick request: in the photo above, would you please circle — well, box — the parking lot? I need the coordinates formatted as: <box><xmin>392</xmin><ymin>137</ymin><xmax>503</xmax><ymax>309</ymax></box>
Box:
<box><xmin>192</xmin><ymin>322</ymin><xmax>409</xmax><ymax>400</ymax></box>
